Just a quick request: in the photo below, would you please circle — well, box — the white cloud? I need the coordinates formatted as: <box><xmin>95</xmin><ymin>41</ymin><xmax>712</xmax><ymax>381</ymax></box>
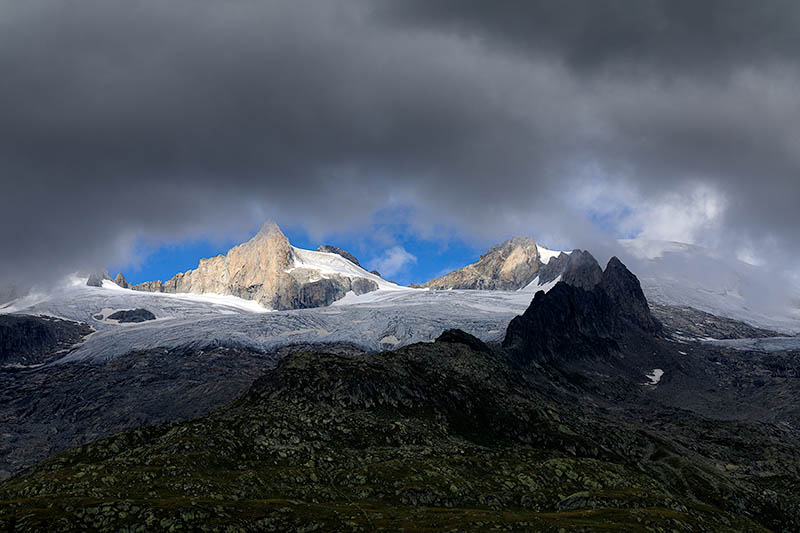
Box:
<box><xmin>570</xmin><ymin>172</ymin><xmax>727</xmax><ymax>247</ymax></box>
<box><xmin>634</xmin><ymin>185</ymin><xmax>727</xmax><ymax>245</ymax></box>
<box><xmin>370</xmin><ymin>246</ymin><xmax>417</xmax><ymax>277</ymax></box>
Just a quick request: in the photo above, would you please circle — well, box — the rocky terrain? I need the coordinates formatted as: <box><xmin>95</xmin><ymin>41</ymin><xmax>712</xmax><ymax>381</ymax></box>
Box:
<box><xmin>414</xmin><ymin>236</ymin><xmax>561</xmax><ymax>290</ymax></box>
<box><xmin>651</xmin><ymin>304</ymin><xmax>783</xmax><ymax>340</ymax></box>
<box><xmin>105</xmin><ymin>309</ymin><xmax>156</xmax><ymax>323</ymax></box>
<box><xmin>130</xmin><ymin>222</ymin><xmax>393</xmax><ymax>310</ymax></box>
<box><xmin>0</xmin><ymin>314</ymin><xmax>93</xmax><ymax>366</ymax></box>
<box><xmin>0</xmin><ymin>346</ymin><xmax>272</xmax><ymax>481</ymax></box>
<box><xmin>1</xmin><ymin>255</ymin><xmax>799</xmax><ymax>531</ymax></box>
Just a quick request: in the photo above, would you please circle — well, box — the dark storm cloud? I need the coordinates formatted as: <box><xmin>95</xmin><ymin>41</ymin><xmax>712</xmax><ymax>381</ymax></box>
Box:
<box><xmin>382</xmin><ymin>0</ymin><xmax>800</xmax><ymax>74</ymax></box>
<box><xmin>1</xmin><ymin>0</ymin><xmax>799</xmax><ymax>286</ymax></box>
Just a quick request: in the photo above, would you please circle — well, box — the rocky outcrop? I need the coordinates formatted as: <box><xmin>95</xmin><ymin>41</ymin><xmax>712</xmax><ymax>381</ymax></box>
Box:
<box><xmin>107</xmin><ymin>309</ymin><xmax>156</xmax><ymax>323</ymax></box>
<box><xmin>86</xmin><ymin>270</ymin><xmax>111</xmax><ymax>287</ymax></box>
<box><xmin>435</xmin><ymin>328</ymin><xmax>491</xmax><ymax>353</ymax></box>
<box><xmin>113</xmin><ymin>273</ymin><xmax>129</xmax><ymax>289</ymax></box>
<box><xmin>132</xmin><ymin>222</ymin><xmax>380</xmax><ymax>310</ymax></box>
<box><xmin>503</xmin><ymin>254</ymin><xmax>660</xmax><ymax>365</ymax></box>
<box><xmin>416</xmin><ymin>236</ymin><xmax>542</xmax><ymax>290</ymax></box>
<box><xmin>0</xmin><ymin>315</ymin><xmax>93</xmax><ymax>366</ymax></box>
<box><xmin>537</xmin><ymin>249</ymin><xmax>602</xmax><ymax>289</ymax></box>
<box><xmin>316</xmin><ymin>245</ymin><xmax>360</xmax><ymax>266</ymax></box>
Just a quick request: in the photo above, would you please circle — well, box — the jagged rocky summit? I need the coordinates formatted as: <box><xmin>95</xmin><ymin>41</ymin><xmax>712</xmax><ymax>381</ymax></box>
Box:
<box><xmin>413</xmin><ymin>236</ymin><xmax>565</xmax><ymax>290</ymax></box>
<box><xmin>504</xmin><ymin>254</ymin><xmax>661</xmax><ymax>366</ymax></box>
<box><xmin>113</xmin><ymin>272</ymin><xmax>128</xmax><ymax>289</ymax></box>
<box><xmin>131</xmin><ymin>222</ymin><xmax>389</xmax><ymax>310</ymax></box>
<box><xmin>85</xmin><ymin>269</ymin><xmax>111</xmax><ymax>287</ymax></box>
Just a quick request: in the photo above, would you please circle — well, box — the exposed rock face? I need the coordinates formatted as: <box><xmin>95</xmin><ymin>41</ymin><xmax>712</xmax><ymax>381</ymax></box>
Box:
<box><xmin>316</xmin><ymin>245</ymin><xmax>360</xmax><ymax>266</ymax></box>
<box><xmin>107</xmin><ymin>309</ymin><xmax>156</xmax><ymax>323</ymax></box>
<box><xmin>0</xmin><ymin>315</ymin><xmax>92</xmax><ymax>366</ymax></box>
<box><xmin>417</xmin><ymin>236</ymin><xmax>542</xmax><ymax>290</ymax></box>
<box><xmin>113</xmin><ymin>273</ymin><xmax>129</xmax><ymax>289</ymax></box>
<box><xmin>503</xmin><ymin>254</ymin><xmax>660</xmax><ymax>365</ymax></box>
<box><xmin>537</xmin><ymin>249</ymin><xmax>602</xmax><ymax>289</ymax></box>
<box><xmin>86</xmin><ymin>270</ymin><xmax>111</xmax><ymax>287</ymax></box>
<box><xmin>132</xmin><ymin>222</ymin><xmax>380</xmax><ymax>310</ymax></box>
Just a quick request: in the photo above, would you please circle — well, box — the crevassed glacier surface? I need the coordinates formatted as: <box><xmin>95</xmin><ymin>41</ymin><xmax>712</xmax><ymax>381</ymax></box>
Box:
<box><xmin>1</xmin><ymin>278</ymin><xmax>551</xmax><ymax>363</ymax></box>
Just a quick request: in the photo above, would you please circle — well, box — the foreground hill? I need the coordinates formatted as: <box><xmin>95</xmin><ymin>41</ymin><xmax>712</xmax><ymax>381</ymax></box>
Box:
<box><xmin>2</xmin><ymin>256</ymin><xmax>798</xmax><ymax>531</ymax></box>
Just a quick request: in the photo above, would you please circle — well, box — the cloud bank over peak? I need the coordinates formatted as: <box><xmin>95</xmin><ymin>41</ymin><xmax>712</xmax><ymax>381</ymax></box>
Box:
<box><xmin>1</xmin><ymin>0</ymin><xmax>799</xmax><ymax>286</ymax></box>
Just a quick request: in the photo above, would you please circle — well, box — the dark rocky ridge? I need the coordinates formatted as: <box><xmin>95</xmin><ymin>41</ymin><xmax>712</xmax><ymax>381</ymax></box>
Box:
<box><xmin>316</xmin><ymin>245</ymin><xmax>361</xmax><ymax>266</ymax></box>
<box><xmin>537</xmin><ymin>249</ymin><xmax>602</xmax><ymax>290</ymax></box>
<box><xmin>504</xmin><ymin>254</ymin><xmax>660</xmax><ymax>366</ymax></box>
<box><xmin>435</xmin><ymin>327</ymin><xmax>491</xmax><ymax>353</ymax></box>
<box><xmin>85</xmin><ymin>270</ymin><xmax>111</xmax><ymax>287</ymax></box>
<box><xmin>0</xmin><ymin>314</ymin><xmax>92</xmax><ymax>366</ymax></box>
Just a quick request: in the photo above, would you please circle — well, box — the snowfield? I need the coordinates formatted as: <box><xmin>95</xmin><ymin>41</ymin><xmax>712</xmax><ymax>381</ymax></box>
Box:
<box><xmin>288</xmin><ymin>246</ymin><xmax>404</xmax><ymax>291</ymax></box>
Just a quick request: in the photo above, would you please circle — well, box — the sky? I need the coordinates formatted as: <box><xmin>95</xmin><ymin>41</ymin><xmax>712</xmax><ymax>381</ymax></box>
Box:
<box><xmin>2</xmin><ymin>1</ymin><xmax>800</xmax><ymax>288</ymax></box>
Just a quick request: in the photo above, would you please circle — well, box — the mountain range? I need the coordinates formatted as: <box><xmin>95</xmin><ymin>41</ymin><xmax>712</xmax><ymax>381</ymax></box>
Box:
<box><xmin>2</xmin><ymin>251</ymin><xmax>799</xmax><ymax>530</ymax></box>
<box><xmin>1</xmin><ymin>222</ymin><xmax>799</xmax><ymax>530</ymax></box>
<box><xmin>85</xmin><ymin>222</ymin><xmax>795</xmax><ymax>333</ymax></box>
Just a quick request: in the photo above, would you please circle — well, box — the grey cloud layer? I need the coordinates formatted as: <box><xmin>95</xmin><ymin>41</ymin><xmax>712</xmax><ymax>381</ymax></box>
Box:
<box><xmin>1</xmin><ymin>0</ymin><xmax>799</xmax><ymax>285</ymax></box>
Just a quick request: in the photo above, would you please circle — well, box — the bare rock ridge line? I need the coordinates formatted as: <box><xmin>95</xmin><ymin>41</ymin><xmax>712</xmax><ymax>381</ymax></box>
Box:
<box><xmin>315</xmin><ymin>245</ymin><xmax>360</xmax><ymax>266</ymax></box>
<box><xmin>413</xmin><ymin>235</ymin><xmax>563</xmax><ymax>290</ymax></box>
<box><xmin>504</xmin><ymin>254</ymin><xmax>661</xmax><ymax>366</ymax></box>
<box><xmin>130</xmin><ymin>222</ymin><xmax>383</xmax><ymax>310</ymax></box>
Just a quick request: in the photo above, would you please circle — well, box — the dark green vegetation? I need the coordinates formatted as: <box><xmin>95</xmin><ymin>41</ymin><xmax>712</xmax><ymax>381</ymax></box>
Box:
<box><xmin>1</xmin><ymin>258</ymin><xmax>798</xmax><ymax>531</ymax></box>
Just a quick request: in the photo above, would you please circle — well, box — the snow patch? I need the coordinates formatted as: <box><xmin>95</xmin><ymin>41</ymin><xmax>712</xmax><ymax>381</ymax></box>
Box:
<box><xmin>536</xmin><ymin>245</ymin><xmax>565</xmax><ymax>265</ymax></box>
<box><xmin>519</xmin><ymin>275</ymin><xmax>562</xmax><ymax>293</ymax></box>
<box><xmin>644</xmin><ymin>369</ymin><xmax>664</xmax><ymax>386</ymax></box>
<box><xmin>101</xmin><ymin>280</ymin><xmax>126</xmax><ymax>291</ymax></box>
<box><xmin>379</xmin><ymin>335</ymin><xmax>400</xmax><ymax>346</ymax></box>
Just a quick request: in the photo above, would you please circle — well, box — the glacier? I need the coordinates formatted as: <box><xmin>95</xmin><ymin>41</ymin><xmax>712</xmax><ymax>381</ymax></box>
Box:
<box><xmin>1</xmin><ymin>277</ymin><xmax>555</xmax><ymax>363</ymax></box>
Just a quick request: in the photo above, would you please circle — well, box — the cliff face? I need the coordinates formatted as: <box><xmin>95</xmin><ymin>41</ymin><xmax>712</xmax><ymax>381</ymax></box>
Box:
<box><xmin>416</xmin><ymin>236</ymin><xmax>543</xmax><ymax>290</ymax></box>
<box><xmin>132</xmin><ymin>222</ymin><xmax>379</xmax><ymax>310</ymax></box>
<box><xmin>503</xmin><ymin>254</ymin><xmax>660</xmax><ymax>366</ymax></box>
